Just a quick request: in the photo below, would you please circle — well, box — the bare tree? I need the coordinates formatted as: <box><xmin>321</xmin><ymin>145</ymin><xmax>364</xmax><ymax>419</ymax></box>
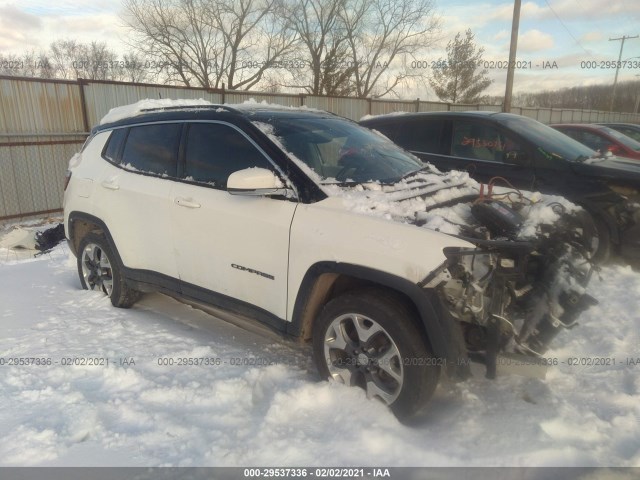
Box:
<box><xmin>284</xmin><ymin>0</ymin><xmax>357</xmax><ymax>95</ymax></box>
<box><xmin>285</xmin><ymin>0</ymin><xmax>439</xmax><ymax>97</ymax></box>
<box><xmin>50</xmin><ymin>40</ymin><xmax>125</xmax><ymax>80</ymax></box>
<box><xmin>0</xmin><ymin>51</ymin><xmax>55</xmax><ymax>78</ymax></box>
<box><xmin>50</xmin><ymin>40</ymin><xmax>82</xmax><ymax>79</ymax></box>
<box><xmin>120</xmin><ymin>52</ymin><xmax>153</xmax><ymax>83</ymax></box>
<box><xmin>122</xmin><ymin>0</ymin><xmax>297</xmax><ymax>89</ymax></box>
<box><xmin>429</xmin><ymin>29</ymin><xmax>492</xmax><ymax>103</ymax></box>
<box><xmin>341</xmin><ymin>0</ymin><xmax>440</xmax><ymax>98</ymax></box>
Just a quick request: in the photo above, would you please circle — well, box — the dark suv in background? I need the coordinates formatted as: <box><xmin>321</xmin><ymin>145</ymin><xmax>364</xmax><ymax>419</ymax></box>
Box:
<box><xmin>360</xmin><ymin>111</ymin><xmax>640</xmax><ymax>264</ymax></box>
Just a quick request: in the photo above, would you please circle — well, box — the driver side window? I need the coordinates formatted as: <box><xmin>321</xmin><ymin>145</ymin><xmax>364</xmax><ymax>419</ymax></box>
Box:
<box><xmin>183</xmin><ymin>123</ymin><xmax>273</xmax><ymax>188</ymax></box>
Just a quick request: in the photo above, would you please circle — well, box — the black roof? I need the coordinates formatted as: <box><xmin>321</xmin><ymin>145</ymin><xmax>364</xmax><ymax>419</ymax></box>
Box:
<box><xmin>93</xmin><ymin>103</ymin><xmax>339</xmax><ymax>134</ymax></box>
<box><xmin>360</xmin><ymin>110</ymin><xmax>522</xmax><ymax>124</ymax></box>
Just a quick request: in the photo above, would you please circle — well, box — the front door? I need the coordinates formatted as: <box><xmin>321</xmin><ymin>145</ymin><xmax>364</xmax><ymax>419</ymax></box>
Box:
<box><xmin>170</xmin><ymin>121</ymin><xmax>297</xmax><ymax>321</ymax></box>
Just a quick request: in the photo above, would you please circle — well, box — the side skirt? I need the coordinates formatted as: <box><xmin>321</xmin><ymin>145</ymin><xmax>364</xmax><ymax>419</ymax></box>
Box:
<box><xmin>123</xmin><ymin>267</ymin><xmax>291</xmax><ymax>337</ymax></box>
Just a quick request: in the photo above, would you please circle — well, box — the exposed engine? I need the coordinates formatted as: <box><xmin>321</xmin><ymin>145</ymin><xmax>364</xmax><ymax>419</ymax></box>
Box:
<box><xmin>337</xmin><ymin>171</ymin><xmax>599</xmax><ymax>378</ymax></box>
<box><xmin>419</xmin><ymin>178</ymin><xmax>598</xmax><ymax>377</ymax></box>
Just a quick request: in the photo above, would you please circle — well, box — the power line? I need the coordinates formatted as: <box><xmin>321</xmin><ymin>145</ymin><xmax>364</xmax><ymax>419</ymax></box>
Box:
<box><xmin>544</xmin><ymin>0</ymin><xmax>591</xmax><ymax>55</ymax></box>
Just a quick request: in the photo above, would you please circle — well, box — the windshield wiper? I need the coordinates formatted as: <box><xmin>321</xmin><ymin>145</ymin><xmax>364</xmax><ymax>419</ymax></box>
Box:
<box><xmin>397</xmin><ymin>166</ymin><xmax>431</xmax><ymax>182</ymax></box>
<box><xmin>319</xmin><ymin>180</ymin><xmax>361</xmax><ymax>186</ymax></box>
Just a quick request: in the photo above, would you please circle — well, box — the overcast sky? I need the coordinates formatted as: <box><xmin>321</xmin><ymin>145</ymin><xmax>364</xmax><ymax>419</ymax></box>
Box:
<box><xmin>0</xmin><ymin>0</ymin><xmax>639</xmax><ymax>99</ymax></box>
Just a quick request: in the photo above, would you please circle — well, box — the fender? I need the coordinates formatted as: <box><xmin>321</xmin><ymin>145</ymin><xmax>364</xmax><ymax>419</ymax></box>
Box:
<box><xmin>66</xmin><ymin>211</ymin><xmax>122</xmax><ymax>261</ymax></box>
<box><xmin>291</xmin><ymin>261</ymin><xmax>470</xmax><ymax>380</ymax></box>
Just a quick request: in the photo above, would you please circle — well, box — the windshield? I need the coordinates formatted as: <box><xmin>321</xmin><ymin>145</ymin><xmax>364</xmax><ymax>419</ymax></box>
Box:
<box><xmin>254</xmin><ymin>115</ymin><xmax>424</xmax><ymax>184</ymax></box>
<box><xmin>600</xmin><ymin>126</ymin><xmax>640</xmax><ymax>151</ymax></box>
<box><xmin>497</xmin><ymin>114</ymin><xmax>596</xmax><ymax>162</ymax></box>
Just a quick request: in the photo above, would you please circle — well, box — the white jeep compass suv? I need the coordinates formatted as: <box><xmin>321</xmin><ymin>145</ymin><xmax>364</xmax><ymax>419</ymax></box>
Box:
<box><xmin>64</xmin><ymin>100</ymin><xmax>597</xmax><ymax>418</ymax></box>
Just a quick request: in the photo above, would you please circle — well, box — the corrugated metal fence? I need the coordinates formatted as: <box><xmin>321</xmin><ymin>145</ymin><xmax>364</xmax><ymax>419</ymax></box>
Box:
<box><xmin>2</xmin><ymin>75</ymin><xmax>640</xmax><ymax>220</ymax></box>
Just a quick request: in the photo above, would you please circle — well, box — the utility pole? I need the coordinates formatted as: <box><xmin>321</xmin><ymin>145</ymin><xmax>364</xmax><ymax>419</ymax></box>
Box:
<box><xmin>503</xmin><ymin>0</ymin><xmax>521</xmax><ymax>113</ymax></box>
<box><xmin>609</xmin><ymin>35</ymin><xmax>639</xmax><ymax>112</ymax></box>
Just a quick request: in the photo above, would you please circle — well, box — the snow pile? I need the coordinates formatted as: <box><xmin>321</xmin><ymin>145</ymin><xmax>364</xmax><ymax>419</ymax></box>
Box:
<box><xmin>359</xmin><ymin>111</ymin><xmax>409</xmax><ymax>122</ymax></box>
<box><xmin>0</xmin><ymin>244</ymin><xmax>638</xmax><ymax>466</ymax></box>
<box><xmin>516</xmin><ymin>194</ymin><xmax>582</xmax><ymax>240</ymax></box>
<box><xmin>99</xmin><ymin>98</ymin><xmax>213</xmax><ymax>125</ymax></box>
<box><xmin>238</xmin><ymin>98</ymin><xmax>324</xmax><ymax>113</ymax></box>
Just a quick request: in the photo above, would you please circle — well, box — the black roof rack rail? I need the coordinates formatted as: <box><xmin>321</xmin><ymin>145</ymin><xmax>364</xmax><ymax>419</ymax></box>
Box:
<box><xmin>139</xmin><ymin>104</ymin><xmax>240</xmax><ymax>113</ymax></box>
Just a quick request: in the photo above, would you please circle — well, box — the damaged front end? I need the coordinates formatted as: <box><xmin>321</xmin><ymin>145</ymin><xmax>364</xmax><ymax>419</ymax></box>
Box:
<box><xmin>419</xmin><ymin>189</ymin><xmax>598</xmax><ymax>379</ymax></box>
<box><xmin>335</xmin><ymin>169</ymin><xmax>600</xmax><ymax>379</ymax></box>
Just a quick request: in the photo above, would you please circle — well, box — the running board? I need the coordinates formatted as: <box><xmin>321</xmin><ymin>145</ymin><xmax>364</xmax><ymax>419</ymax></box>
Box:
<box><xmin>175</xmin><ymin>296</ymin><xmax>290</xmax><ymax>344</ymax></box>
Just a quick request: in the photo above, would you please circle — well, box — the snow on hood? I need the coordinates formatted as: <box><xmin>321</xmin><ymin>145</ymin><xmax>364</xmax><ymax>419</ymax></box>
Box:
<box><xmin>327</xmin><ymin>173</ymin><xmax>580</xmax><ymax>241</ymax></box>
<box><xmin>323</xmin><ymin>171</ymin><xmax>478</xmax><ymax>232</ymax></box>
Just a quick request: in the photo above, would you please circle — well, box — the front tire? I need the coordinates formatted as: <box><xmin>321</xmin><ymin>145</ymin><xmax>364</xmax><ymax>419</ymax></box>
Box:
<box><xmin>575</xmin><ymin>209</ymin><xmax>611</xmax><ymax>264</ymax></box>
<box><xmin>312</xmin><ymin>289</ymin><xmax>440</xmax><ymax>420</ymax></box>
<box><xmin>77</xmin><ymin>232</ymin><xmax>140</xmax><ymax>308</ymax></box>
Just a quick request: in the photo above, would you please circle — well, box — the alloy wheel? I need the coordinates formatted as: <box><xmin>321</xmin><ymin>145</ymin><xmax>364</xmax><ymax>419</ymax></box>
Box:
<box><xmin>323</xmin><ymin>313</ymin><xmax>404</xmax><ymax>404</ymax></box>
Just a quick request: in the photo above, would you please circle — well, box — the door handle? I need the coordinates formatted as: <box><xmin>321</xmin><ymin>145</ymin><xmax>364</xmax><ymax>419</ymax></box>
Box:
<box><xmin>101</xmin><ymin>179</ymin><xmax>119</xmax><ymax>190</ymax></box>
<box><xmin>174</xmin><ymin>197</ymin><xmax>201</xmax><ymax>209</ymax></box>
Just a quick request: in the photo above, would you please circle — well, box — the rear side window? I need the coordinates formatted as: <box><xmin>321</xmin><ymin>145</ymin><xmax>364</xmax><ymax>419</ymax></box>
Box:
<box><xmin>395</xmin><ymin>119</ymin><xmax>445</xmax><ymax>153</ymax></box>
<box><xmin>368</xmin><ymin>122</ymin><xmax>401</xmax><ymax>141</ymax></box>
<box><xmin>576</xmin><ymin>130</ymin><xmax>610</xmax><ymax>152</ymax></box>
<box><xmin>102</xmin><ymin>128</ymin><xmax>128</xmax><ymax>163</ymax></box>
<box><xmin>184</xmin><ymin>123</ymin><xmax>273</xmax><ymax>188</ymax></box>
<box><xmin>121</xmin><ymin>123</ymin><xmax>182</xmax><ymax>177</ymax></box>
<box><xmin>451</xmin><ymin>120</ymin><xmax>523</xmax><ymax>163</ymax></box>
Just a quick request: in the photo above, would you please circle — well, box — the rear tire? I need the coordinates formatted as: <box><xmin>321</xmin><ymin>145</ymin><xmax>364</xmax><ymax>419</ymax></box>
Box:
<box><xmin>77</xmin><ymin>232</ymin><xmax>141</xmax><ymax>308</ymax></box>
<box><xmin>312</xmin><ymin>288</ymin><xmax>440</xmax><ymax>420</ymax></box>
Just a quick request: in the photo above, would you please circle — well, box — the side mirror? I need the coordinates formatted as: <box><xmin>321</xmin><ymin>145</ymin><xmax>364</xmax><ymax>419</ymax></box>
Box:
<box><xmin>504</xmin><ymin>150</ymin><xmax>530</xmax><ymax>165</ymax></box>
<box><xmin>227</xmin><ymin>168</ymin><xmax>294</xmax><ymax>198</ymax></box>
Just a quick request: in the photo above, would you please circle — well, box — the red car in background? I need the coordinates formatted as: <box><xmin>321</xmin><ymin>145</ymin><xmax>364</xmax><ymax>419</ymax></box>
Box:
<box><xmin>551</xmin><ymin>123</ymin><xmax>640</xmax><ymax>160</ymax></box>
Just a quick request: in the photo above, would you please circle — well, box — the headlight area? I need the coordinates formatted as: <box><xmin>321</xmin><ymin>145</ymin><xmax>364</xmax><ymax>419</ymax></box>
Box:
<box><xmin>421</xmin><ymin>241</ymin><xmax>597</xmax><ymax>379</ymax></box>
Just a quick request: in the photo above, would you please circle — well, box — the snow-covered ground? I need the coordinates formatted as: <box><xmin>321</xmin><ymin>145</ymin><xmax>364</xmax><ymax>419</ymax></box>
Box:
<box><xmin>0</xmin><ymin>230</ymin><xmax>639</xmax><ymax>467</ymax></box>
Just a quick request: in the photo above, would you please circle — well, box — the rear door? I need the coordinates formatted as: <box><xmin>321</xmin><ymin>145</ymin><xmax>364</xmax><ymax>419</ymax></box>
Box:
<box><xmin>170</xmin><ymin>121</ymin><xmax>297</xmax><ymax>321</ymax></box>
<box><xmin>446</xmin><ymin>119</ymin><xmax>536</xmax><ymax>189</ymax></box>
<box><xmin>92</xmin><ymin>123</ymin><xmax>181</xmax><ymax>279</ymax></box>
